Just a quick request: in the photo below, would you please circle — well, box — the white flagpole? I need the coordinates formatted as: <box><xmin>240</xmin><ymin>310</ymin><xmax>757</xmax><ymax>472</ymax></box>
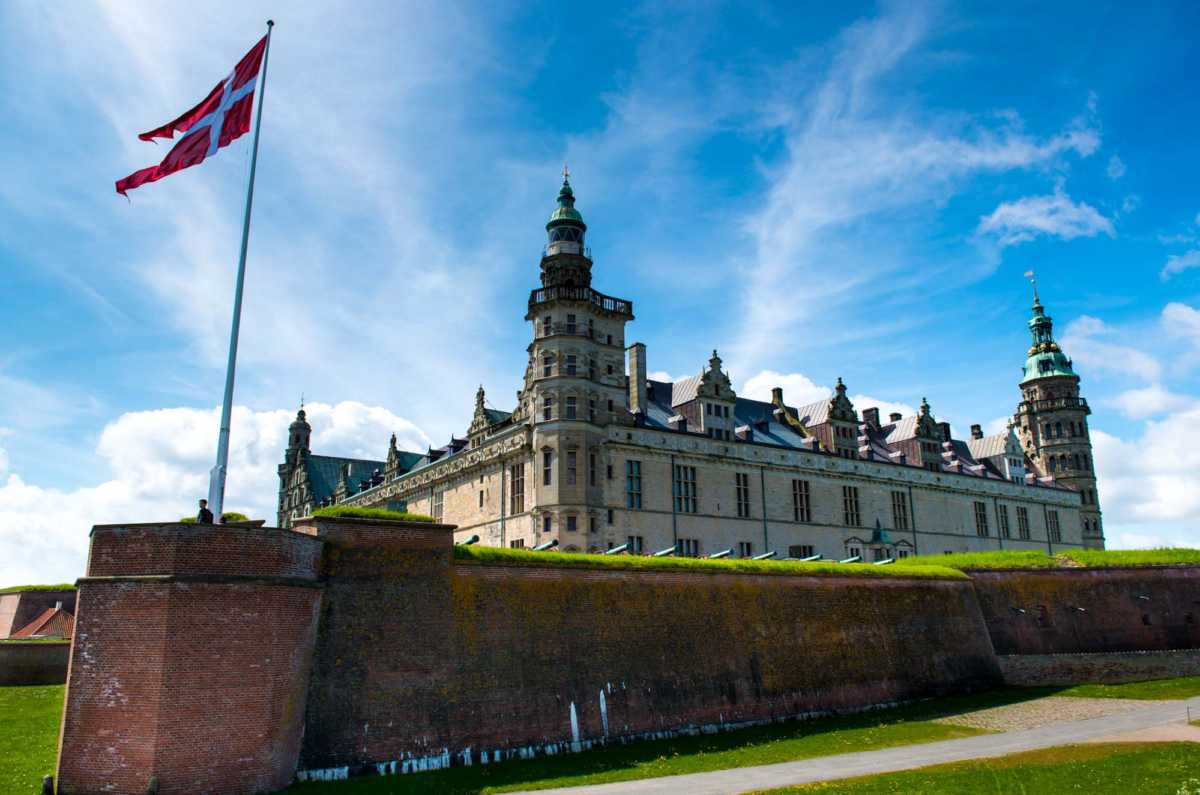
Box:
<box><xmin>207</xmin><ymin>20</ymin><xmax>274</xmax><ymax>523</ymax></box>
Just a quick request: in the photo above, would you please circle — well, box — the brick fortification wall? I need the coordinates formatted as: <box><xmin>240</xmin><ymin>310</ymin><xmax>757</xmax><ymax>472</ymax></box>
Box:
<box><xmin>297</xmin><ymin>516</ymin><xmax>1000</xmax><ymax>777</ymax></box>
<box><xmin>999</xmin><ymin>649</ymin><xmax>1200</xmax><ymax>686</ymax></box>
<box><xmin>56</xmin><ymin>523</ymin><xmax>325</xmax><ymax>795</ymax></box>
<box><xmin>971</xmin><ymin>567</ymin><xmax>1200</xmax><ymax>655</ymax></box>
<box><xmin>0</xmin><ymin>641</ymin><xmax>70</xmax><ymax>684</ymax></box>
<box><xmin>0</xmin><ymin>589</ymin><xmax>77</xmax><ymax>638</ymax></box>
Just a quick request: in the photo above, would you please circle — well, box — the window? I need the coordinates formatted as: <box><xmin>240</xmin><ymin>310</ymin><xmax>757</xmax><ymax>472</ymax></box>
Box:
<box><xmin>431</xmin><ymin>490</ymin><xmax>444</xmax><ymax>522</ymax></box>
<box><xmin>1043</xmin><ymin>423</ymin><xmax>1051</xmax><ymax>438</ymax></box>
<box><xmin>674</xmin><ymin>465</ymin><xmax>698</xmax><ymax>513</ymax></box>
<box><xmin>897</xmin><ymin>549</ymin><xmax>910</xmax><ymax>559</ymax></box>
<box><xmin>974</xmin><ymin>501</ymin><xmax>989</xmax><ymax>537</ymax></box>
<box><xmin>606</xmin><ymin>364</ymin><xmax>613</xmax><ymax>375</ymax></box>
<box><xmin>842</xmin><ymin>485</ymin><xmax>861</xmax><ymax>526</ymax></box>
<box><xmin>873</xmin><ymin>548</ymin><xmax>887</xmax><ymax>562</ymax></box>
<box><xmin>627</xmin><ymin>535</ymin><xmax>644</xmax><ymax>554</ymax></box>
<box><xmin>606</xmin><ymin>464</ymin><xmax>613</xmax><ymax>480</ymax></box>
<box><xmin>565</xmin><ymin>396</ymin><xmax>577</xmax><ymax>419</ymax></box>
<box><xmin>541</xmin><ymin>315</ymin><xmax>551</xmax><ymax>336</ymax></box>
<box><xmin>566</xmin><ymin>354</ymin><xmax>577</xmax><ymax>376</ymax></box>
<box><xmin>625</xmin><ymin>460</ymin><xmax>642</xmax><ymax>509</ymax></box>
<box><xmin>1048</xmin><ymin>510</ymin><xmax>1062</xmax><ymax>542</ymax></box>
<box><xmin>736</xmin><ymin>472</ymin><xmax>751</xmax><ymax>518</ymax></box>
<box><xmin>677</xmin><ymin>538</ymin><xmax>700</xmax><ymax>557</ymax></box>
<box><xmin>705</xmin><ymin>403</ymin><xmax>712</xmax><ymax>415</ymax></box>
<box><xmin>543</xmin><ymin>355</ymin><xmax>553</xmax><ymax>378</ymax></box>
<box><xmin>510</xmin><ymin>538</ymin><xmax>525</xmax><ymax>549</ymax></box>
<box><xmin>891</xmin><ymin>491</ymin><xmax>909</xmax><ymax>531</ymax></box>
<box><xmin>1017</xmin><ymin>506</ymin><xmax>1031</xmax><ymax>540</ymax></box>
<box><xmin>847</xmin><ymin>546</ymin><xmax>862</xmax><ymax>559</ymax></box>
<box><xmin>606</xmin><ymin>334</ymin><xmax>613</xmax><ymax>345</ymax></box>
<box><xmin>606</xmin><ymin>508</ymin><xmax>614</xmax><ymax>524</ymax></box>
<box><xmin>542</xmin><ymin>395</ymin><xmax>554</xmax><ymax>422</ymax></box>
<box><xmin>925</xmin><ymin>462</ymin><xmax>940</xmax><ymax>472</ymax></box>
<box><xmin>1049</xmin><ymin>457</ymin><xmax>1057</xmax><ymax>472</ymax></box>
<box><xmin>738</xmin><ymin>541</ymin><xmax>754</xmax><ymax>558</ymax></box>
<box><xmin>566</xmin><ymin>314</ymin><xmax>577</xmax><ymax>334</ymax></box>
<box><xmin>789</xmin><ymin>544</ymin><xmax>814</xmax><ymax>558</ymax></box>
<box><xmin>542</xmin><ymin>515</ymin><xmax>552</xmax><ymax>534</ymax></box>
<box><xmin>588</xmin><ymin>318</ymin><xmax>594</xmax><ymax>338</ymax></box>
<box><xmin>542</xmin><ymin>450</ymin><xmax>553</xmax><ymax>486</ymax></box>
<box><xmin>589</xmin><ymin>397</ymin><xmax>597</xmax><ymax>422</ymax></box>
<box><xmin>998</xmin><ymin>504</ymin><xmax>1011</xmax><ymax>538</ymax></box>
<box><xmin>478</xmin><ymin>490</ymin><xmax>483</xmax><ymax>508</ymax></box>
<box><xmin>792</xmin><ymin>479</ymin><xmax>811</xmax><ymax>522</ymax></box>
<box><xmin>567</xmin><ymin>450</ymin><xmax>577</xmax><ymax>485</ymax></box>
<box><xmin>723</xmin><ymin>405</ymin><xmax>730</xmax><ymax>418</ymax></box>
<box><xmin>509</xmin><ymin>463</ymin><xmax>524</xmax><ymax>514</ymax></box>
<box><xmin>589</xmin><ymin>451</ymin><xmax>597</xmax><ymax>486</ymax></box>
<box><xmin>607</xmin><ymin>399</ymin><xmax>614</xmax><ymax>412</ymax></box>
<box><xmin>566</xmin><ymin>515</ymin><xmax>577</xmax><ymax>533</ymax></box>
<box><xmin>1055</xmin><ymin>421</ymin><xmax>1063</xmax><ymax>438</ymax></box>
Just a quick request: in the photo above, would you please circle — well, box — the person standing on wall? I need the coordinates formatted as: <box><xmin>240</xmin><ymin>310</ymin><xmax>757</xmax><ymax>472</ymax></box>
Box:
<box><xmin>196</xmin><ymin>499</ymin><xmax>214</xmax><ymax>525</ymax></box>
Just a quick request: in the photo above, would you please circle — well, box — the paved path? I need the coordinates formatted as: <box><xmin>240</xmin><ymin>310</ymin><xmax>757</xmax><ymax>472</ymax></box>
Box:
<box><xmin>516</xmin><ymin>696</ymin><xmax>1200</xmax><ymax>795</ymax></box>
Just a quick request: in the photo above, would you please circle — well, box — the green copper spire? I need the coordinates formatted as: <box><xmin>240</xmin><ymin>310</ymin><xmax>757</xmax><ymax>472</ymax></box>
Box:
<box><xmin>546</xmin><ymin>164</ymin><xmax>587</xmax><ymax>245</ymax></box>
<box><xmin>1021</xmin><ymin>281</ymin><xmax>1076</xmax><ymax>384</ymax></box>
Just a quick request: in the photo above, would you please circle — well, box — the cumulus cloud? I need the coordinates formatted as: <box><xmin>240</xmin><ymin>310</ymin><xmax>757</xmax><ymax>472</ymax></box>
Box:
<box><xmin>1092</xmin><ymin>405</ymin><xmax>1200</xmax><ymax>527</ymax></box>
<box><xmin>0</xmin><ymin>402</ymin><xmax>427</xmax><ymax>587</ymax></box>
<box><xmin>1161</xmin><ymin>250</ymin><xmax>1200</xmax><ymax>280</ymax></box>
<box><xmin>739</xmin><ymin>370</ymin><xmax>915</xmax><ymax>420</ymax></box>
<box><xmin>1060</xmin><ymin>315</ymin><xmax>1162</xmax><ymax>381</ymax></box>
<box><xmin>1107</xmin><ymin>383</ymin><xmax>1196</xmax><ymax>419</ymax></box>
<box><xmin>977</xmin><ymin>187</ymin><xmax>1115</xmax><ymax>247</ymax></box>
<box><xmin>1106</xmin><ymin>154</ymin><xmax>1126</xmax><ymax>179</ymax></box>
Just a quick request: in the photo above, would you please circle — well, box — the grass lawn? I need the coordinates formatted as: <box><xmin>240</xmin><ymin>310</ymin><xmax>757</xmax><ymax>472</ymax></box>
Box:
<box><xmin>282</xmin><ymin>691</ymin><xmax>1064</xmax><ymax>794</ymax></box>
<box><xmin>0</xmin><ymin>685</ymin><xmax>63</xmax><ymax>794</ymax></box>
<box><xmin>1052</xmin><ymin>676</ymin><xmax>1200</xmax><ymax>700</ymax></box>
<box><xmin>760</xmin><ymin>742</ymin><xmax>1200</xmax><ymax>793</ymax></box>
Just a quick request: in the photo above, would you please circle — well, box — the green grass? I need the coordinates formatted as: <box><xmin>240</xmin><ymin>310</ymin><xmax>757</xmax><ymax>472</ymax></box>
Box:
<box><xmin>762</xmin><ymin>742</ymin><xmax>1200</xmax><ymax>793</ymax></box>
<box><xmin>1051</xmin><ymin>676</ymin><xmax>1200</xmax><ymax>700</ymax></box>
<box><xmin>455</xmin><ymin>545</ymin><xmax>966</xmax><ymax>579</ymax></box>
<box><xmin>284</xmin><ymin>690</ymin><xmax>1059</xmax><ymax>794</ymax></box>
<box><xmin>0</xmin><ymin>685</ymin><xmax>64</xmax><ymax>793</ymax></box>
<box><xmin>0</xmin><ymin>638</ymin><xmax>70</xmax><ymax>645</ymax></box>
<box><xmin>0</xmin><ymin>584</ymin><xmax>75</xmax><ymax>594</ymax></box>
<box><xmin>899</xmin><ymin>547</ymin><xmax>1200</xmax><ymax>572</ymax></box>
<box><xmin>312</xmin><ymin>506</ymin><xmax>436</xmax><ymax>522</ymax></box>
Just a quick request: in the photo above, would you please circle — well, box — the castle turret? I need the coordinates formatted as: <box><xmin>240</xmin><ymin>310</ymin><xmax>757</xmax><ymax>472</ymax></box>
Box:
<box><xmin>278</xmin><ymin>404</ymin><xmax>312</xmax><ymax>526</ymax></box>
<box><xmin>1013</xmin><ymin>286</ymin><xmax>1104</xmax><ymax>548</ymax></box>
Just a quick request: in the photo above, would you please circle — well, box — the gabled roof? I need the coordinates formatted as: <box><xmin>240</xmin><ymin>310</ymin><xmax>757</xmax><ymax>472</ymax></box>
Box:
<box><xmin>671</xmin><ymin>375</ymin><xmax>703</xmax><ymax>407</ymax></box>
<box><xmin>306</xmin><ymin>455</ymin><xmax>385</xmax><ymax>503</ymax></box>
<box><xmin>11</xmin><ymin>605</ymin><xmax>74</xmax><ymax>639</ymax></box>
<box><xmin>966</xmin><ymin>431</ymin><xmax>1010</xmax><ymax>460</ymax></box>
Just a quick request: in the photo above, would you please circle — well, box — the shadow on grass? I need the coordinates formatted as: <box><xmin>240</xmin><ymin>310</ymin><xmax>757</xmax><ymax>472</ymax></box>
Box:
<box><xmin>282</xmin><ymin>687</ymin><xmax>1063</xmax><ymax>795</ymax></box>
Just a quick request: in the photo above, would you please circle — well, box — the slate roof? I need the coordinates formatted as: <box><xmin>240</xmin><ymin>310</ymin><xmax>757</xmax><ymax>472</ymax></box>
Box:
<box><xmin>884</xmin><ymin>416</ymin><xmax>921</xmax><ymax>443</ymax></box>
<box><xmin>966</xmin><ymin>432</ymin><xmax>1010</xmax><ymax>460</ymax></box>
<box><xmin>306</xmin><ymin>455</ymin><xmax>385</xmax><ymax>502</ymax></box>
<box><xmin>484</xmin><ymin>408</ymin><xmax>513</xmax><ymax>425</ymax></box>
<box><xmin>671</xmin><ymin>375</ymin><xmax>703</xmax><ymax>406</ymax></box>
<box><xmin>11</xmin><ymin>605</ymin><xmax>74</xmax><ymax>639</ymax></box>
<box><xmin>791</xmin><ymin>398</ymin><xmax>833</xmax><ymax>427</ymax></box>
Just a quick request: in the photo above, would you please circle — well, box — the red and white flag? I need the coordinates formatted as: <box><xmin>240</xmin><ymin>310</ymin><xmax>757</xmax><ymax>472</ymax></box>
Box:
<box><xmin>116</xmin><ymin>35</ymin><xmax>268</xmax><ymax>196</ymax></box>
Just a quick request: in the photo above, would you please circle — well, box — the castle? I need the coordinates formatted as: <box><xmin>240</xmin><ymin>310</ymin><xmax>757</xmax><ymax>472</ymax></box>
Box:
<box><xmin>278</xmin><ymin>173</ymin><xmax>1103</xmax><ymax>555</ymax></box>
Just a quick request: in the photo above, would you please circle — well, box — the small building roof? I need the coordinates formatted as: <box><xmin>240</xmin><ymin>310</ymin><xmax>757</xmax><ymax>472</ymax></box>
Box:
<box><xmin>11</xmin><ymin>605</ymin><xmax>74</xmax><ymax>639</ymax></box>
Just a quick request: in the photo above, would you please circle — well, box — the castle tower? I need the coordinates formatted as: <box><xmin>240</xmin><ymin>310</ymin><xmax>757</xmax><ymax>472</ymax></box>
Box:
<box><xmin>277</xmin><ymin>404</ymin><xmax>312</xmax><ymax>526</ymax></box>
<box><xmin>518</xmin><ymin>169</ymin><xmax>634</xmax><ymax>549</ymax></box>
<box><xmin>1013</xmin><ymin>287</ymin><xmax>1104</xmax><ymax>548</ymax></box>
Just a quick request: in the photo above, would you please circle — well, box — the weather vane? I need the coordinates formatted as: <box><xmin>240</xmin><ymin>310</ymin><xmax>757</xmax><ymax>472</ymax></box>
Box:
<box><xmin>563</xmin><ymin>162</ymin><xmax>570</xmax><ymax>181</ymax></box>
<box><xmin>1023</xmin><ymin>269</ymin><xmax>1039</xmax><ymax>301</ymax></box>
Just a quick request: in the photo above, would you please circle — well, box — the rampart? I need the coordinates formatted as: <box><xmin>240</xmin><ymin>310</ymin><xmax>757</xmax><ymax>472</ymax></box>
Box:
<box><xmin>0</xmin><ymin>641</ymin><xmax>70</xmax><ymax>684</ymax></box>
<box><xmin>971</xmin><ymin>566</ymin><xmax>1200</xmax><ymax>654</ymax></box>
<box><xmin>53</xmin><ymin>519</ymin><xmax>1200</xmax><ymax>794</ymax></box>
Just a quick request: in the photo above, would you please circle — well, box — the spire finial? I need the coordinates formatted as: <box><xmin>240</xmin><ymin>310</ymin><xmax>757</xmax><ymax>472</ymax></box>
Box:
<box><xmin>1023</xmin><ymin>269</ymin><xmax>1040</xmax><ymax>305</ymax></box>
<box><xmin>562</xmin><ymin>162</ymin><xmax>570</xmax><ymax>183</ymax></box>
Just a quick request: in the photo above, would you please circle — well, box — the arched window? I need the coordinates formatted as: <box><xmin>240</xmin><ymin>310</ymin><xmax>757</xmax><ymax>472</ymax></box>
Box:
<box><xmin>1049</xmin><ymin>457</ymin><xmax>1057</xmax><ymax>472</ymax></box>
<box><xmin>1055</xmin><ymin>421</ymin><xmax>1063</xmax><ymax>438</ymax></box>
<box><xmin>1074</xmin><ymin>453</ymin><xmax>1081</xmax><ymax>470</ymax></box>
<box><xmin>1044</xmin><ymin>422</ymin><xmax>1052</xmax><ymax>438</ymax></box>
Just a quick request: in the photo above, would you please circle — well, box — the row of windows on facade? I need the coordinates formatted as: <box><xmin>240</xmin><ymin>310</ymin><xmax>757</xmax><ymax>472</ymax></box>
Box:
<box><xmin>541</xmin><ymin>352</ymin><xmax>617</xmax><ymax>380</ymax></box>
<box><xmin>541</xmin><ymin>394</ymin><xmax>617</xmax><ymax>422</ymax></box>
<box><xmin>971</xmin><ymin>499</ymin><xmax>1064</xmax><ymax>542</ymax></box>
<box><xmin>1046</xmin><ymin>451</ymin><xmax>1093</xmax><ymax>474</ymax></box>
<box><xmin>539</xmin><ymin>314</ymin><xmax>620</xmax><ymax>346</ymax></box>
<box><xmin>1043</xmin><ymin>420</ymin><xmax>1089</xmax><ymax>440</ymax></box>
<box><xmin>509</xmin><ymin>534</ymin><xmax>908</xmax><ymax>562</ymax></box>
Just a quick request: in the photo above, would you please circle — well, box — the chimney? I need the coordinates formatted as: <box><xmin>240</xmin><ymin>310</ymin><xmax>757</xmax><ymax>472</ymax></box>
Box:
<box><xmin>627</xmin><ymin>342</ymin><xmax>647</xmax><ymax>415</ymax></box>
<box><xmin>889</xmin><ymin>412</ymin><xmax>902</xmax><ymax>422</ymax></box>
<box><xmin>771</xmin><ymin>386</ymin><xmax>783</xmax><ymax>406</ymax></box>
<box><xmin>937</xmin><ymin>422</ymin><xmax>952</xmax><ymax>442</ymax></box>
<box><xmin>863</xmin><ymin>407</ymin><xmax>880</xmax><ymax>428</ymax></box>
<box><xmin>55</xmin><ymin>601</ymin><xmax>63</xmax><ymax>610</ymax></box>
<box><xmin>970</xmin><ymin>424</ymin><xmax>983</xmax><ymax>439</ymax></box>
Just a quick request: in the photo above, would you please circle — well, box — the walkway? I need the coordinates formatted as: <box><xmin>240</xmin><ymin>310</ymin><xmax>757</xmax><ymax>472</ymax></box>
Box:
<box><xmin>516</xmin><ymin>696</ymin><xmax>1200</xmax><ymax>795</ymax></box>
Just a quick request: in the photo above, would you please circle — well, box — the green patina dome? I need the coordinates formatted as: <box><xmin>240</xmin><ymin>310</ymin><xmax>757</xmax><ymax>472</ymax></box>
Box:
<box><xmin>1021</xmin><ymin>294</ymin><xmax>1077</xmax><ymax>384</ymax></box>
<box><xmin>546</xmin><ymin>172</ymin><xmax>586</xmax><ymax>232</ymax></box>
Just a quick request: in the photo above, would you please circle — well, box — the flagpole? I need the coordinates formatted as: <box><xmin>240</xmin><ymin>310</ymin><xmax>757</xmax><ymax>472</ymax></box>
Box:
<box><xmin>207</xmin><ymin>20</ymin><xmax>274</xmax><ymax>523</ymax></box>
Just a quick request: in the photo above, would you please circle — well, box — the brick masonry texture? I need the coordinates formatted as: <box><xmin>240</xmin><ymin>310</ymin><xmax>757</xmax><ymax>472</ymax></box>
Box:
<box><xmin>297</xmin><ymin>517</ymin><xmax>1001</xmax><ymax>773</ymax></box>
<box><xmin>56</xmin><ymin>524</ymin><xmax>324</xmax><ymax>795</ymax></box>
<box><xmin>971</xmin><ymin>567</ymin><xmax>1200</xmax><ymax>654</ymax></box>
<box><xmin>0</xmin><ymin>641</ymin><xmax>70</xmax><ymax>684</ymax></box>
<box><xmin>56</xmin><ymin>518</ymin><xmax>1200</xmax><ymax>794</ymax></box>
<box><xmin>998</xmin><ymin>649</ymin><xmax>1200</xmax><ymax>686</ymax></box>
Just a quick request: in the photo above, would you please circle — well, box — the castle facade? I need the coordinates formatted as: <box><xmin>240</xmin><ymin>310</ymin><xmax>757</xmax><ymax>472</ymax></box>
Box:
<box><xmin>278</xmin><ymin>175</ymin><xmax>1103</xmax><ymax>558</ymax></box>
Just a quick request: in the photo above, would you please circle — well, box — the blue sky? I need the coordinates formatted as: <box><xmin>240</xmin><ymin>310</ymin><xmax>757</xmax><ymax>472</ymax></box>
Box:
<box><xmin>1</xmin><ymin>1</ymin><xmax>1199</xmax><ymax>584</ymax></box>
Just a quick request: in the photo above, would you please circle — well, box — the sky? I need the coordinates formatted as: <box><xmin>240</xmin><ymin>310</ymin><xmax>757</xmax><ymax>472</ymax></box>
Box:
<box><xmin>1</xmin><ymin>0</ymin><xmax>1198</xmax><ymax>586</ymax></box>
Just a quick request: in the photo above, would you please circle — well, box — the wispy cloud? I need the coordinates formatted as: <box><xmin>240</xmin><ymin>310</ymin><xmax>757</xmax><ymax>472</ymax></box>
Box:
<box><xmin>1106</xmin><ymin>154</ymin><xmax>1126</xmax><ymax>179</ymax></box>
<box><xmin>1161</xmin><ymin>249</ymin><xmax>1200</xmax><ymax>280</ymax></box>
<box><xmin>977</xmin><ymin>186</ymin><xmax>1115</xmax><ymax>247</ymax></box>
<box><xmin>1060</xmin><ymin>315</ymin><xmax>1162</xmax><ymax>381</ymax></box>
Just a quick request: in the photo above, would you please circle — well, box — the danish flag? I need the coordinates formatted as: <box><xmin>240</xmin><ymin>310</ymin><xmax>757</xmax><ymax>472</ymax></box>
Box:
<box><xmin>116</xmin><ymin>35</ymin><xmax>268</xmax><ymax>195</ymax></box>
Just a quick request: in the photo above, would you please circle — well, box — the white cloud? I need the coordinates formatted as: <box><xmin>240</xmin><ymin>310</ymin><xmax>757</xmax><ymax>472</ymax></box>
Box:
<box><xmin>984</xmin><ymin>416</ymin><xmax>1013</xmax><ymax>436</ymax></box>
<box><xmin>977</xmin><ymin>187</ymin><xmax>1115</xmax><ymax>247</ymax></box>
<box><xmin>0</xmin><ymin>402</ymin><xmax>427</xmax><ymax>587</ymax></box>
<box><xmin>1107</xmin><ymin>383</ymin><xmax>1196</xmax><ymax>419</ymax></box>
<box><xmin>851</xmin><ymin>395</ymin><xmax>917</xmax><ymax>423</ymax></box>
<box><xmin>741</xmin><ymin>371</ymin><xmax>830</xmax><ymax>406</ymax></box>
<box><xmin>647</xmin><ymin>371</ymin><xmax>683</xmax><ymax>384</ymax></box>
<box><xmin>1161</xmin><ymin>249</ymin><xmax>1200</xmax><ymax>280</ymax></box>
<box><xmin>1060</xmin><ymin>315</ymin><xmax>1162</xmax><ymax>381</ymax></box>
<box><xmin>1163</xmin><ymin>301</ymin><xmax>1200</xmax><ymax>370</ymax></box>
<box><xmin>1106</xmin><ymin>154</ymin><xmax>1126</xmax><ymax>179</ymax></box>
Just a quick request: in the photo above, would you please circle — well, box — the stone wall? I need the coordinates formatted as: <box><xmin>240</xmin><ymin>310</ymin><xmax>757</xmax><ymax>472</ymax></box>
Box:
<box><xmin>999</xmin><ymin>649</ymin><xmax>1200</xmax><ymax>686</ymax></box>
<box><xmin>56</xmin><ymin>523</ymin><xmax>325</xmax><ymax>795</ymax></box>
<box><xmin>0</xmin><ymin>641</ymin><xmax>70</xmax><ymax>684</ymax></box>
<box><xmin>296</xmin><ymin>516</ymin><xmax>1000</xmax><ymax>778</ymax></box>
<box><xmin>971</xmin><ymin>566</ymin><xmax>1200</xmax><ymax>655</ymax></box>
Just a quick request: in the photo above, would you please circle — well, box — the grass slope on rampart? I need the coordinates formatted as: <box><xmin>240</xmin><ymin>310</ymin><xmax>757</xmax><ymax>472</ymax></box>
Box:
<box><xmin>899</xmin><ymin>547</ymin><xmax>1200</xmax><ymax>571</ymax></box>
